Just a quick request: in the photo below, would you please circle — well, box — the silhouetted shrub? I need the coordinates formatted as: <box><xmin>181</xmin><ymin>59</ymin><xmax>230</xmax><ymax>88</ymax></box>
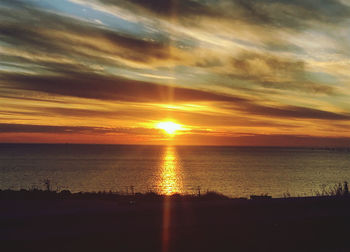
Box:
<box><xmin>201</xmin><ymin>191</ymin><xmax>229</xmax><ymax>200</ymax></box>
<box><xmin>314</xmin><ymin>181</ymin><xmax>350</xmax><ymax>197</ymax></box>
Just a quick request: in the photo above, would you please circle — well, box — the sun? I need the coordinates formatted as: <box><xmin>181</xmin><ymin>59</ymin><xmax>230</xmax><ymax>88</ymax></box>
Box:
<box><xmin>156</xmin><ymin>121</ymin><xmax>182</xmax><ymax>135</ymax></box>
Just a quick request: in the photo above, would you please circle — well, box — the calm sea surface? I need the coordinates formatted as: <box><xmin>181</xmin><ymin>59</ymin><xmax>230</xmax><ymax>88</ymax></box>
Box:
<box><xmin>1</xmin><ymin>144</ymin><xmax>350</xmax><ymax>197</ymax></box>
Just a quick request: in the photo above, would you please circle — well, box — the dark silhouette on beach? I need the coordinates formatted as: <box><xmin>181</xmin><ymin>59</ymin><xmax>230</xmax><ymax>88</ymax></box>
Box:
<box><xmin>2</xmin><ymin>183</ymin><xmax>350</xmax><ymax>252</ymax></box>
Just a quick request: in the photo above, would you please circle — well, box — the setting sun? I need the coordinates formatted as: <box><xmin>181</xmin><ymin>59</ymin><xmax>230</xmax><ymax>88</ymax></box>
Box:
<box><xmin>156</xmin><ymin>121</ymin><xmax>182</xmax><ymax>135</ymax></box>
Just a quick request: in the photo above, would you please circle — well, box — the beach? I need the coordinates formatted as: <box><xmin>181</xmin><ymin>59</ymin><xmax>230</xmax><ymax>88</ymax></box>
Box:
<box><xmin>2</xmin><ymin>194</ymin><xmax>350</xmax><ymax>252</ymax></box>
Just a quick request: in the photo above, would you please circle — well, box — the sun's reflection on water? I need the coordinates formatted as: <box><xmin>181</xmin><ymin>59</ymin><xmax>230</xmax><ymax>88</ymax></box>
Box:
<box><xmin>159</xmin><ymin>145</ymin><xmax>182</xmax><ymax>195</ymax></box>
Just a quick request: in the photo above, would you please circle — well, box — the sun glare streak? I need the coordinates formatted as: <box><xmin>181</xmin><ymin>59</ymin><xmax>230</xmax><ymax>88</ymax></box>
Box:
<box><xmin>160</xmin><ymin>145</ymin><xmax>182</xmax><ymax>252</ymax></box>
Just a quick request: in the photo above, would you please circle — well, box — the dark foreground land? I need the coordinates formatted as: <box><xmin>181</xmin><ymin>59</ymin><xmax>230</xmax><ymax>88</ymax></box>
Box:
<box><xmin>1</xmin><ymin>191</ymin><xmax>350</xmax><ymax>252</ymax></box>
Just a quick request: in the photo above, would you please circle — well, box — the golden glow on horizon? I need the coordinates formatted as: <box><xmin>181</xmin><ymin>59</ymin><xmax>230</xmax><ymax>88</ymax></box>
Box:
<box><xmin>159</xmin><ymin>146</ymin><xmax>182</xmax><ymax>195</ymax></box>
<box><xmin>156</xmin><ymin>121</ymin><xmax>182</xmax><ymax>135</ymax></box>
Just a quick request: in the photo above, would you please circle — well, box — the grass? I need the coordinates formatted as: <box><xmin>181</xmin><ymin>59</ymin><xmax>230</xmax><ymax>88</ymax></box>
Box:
<box><xmin>0</xmin><ymin>188</ymin><xmax>234</xmax><ymax>202</ymax></box>
<box><xmin>313</xmin><ymin>181</ymin><xmax>349</xmax><ymax>197</ymax></box>
<box><xmin>1</xmin><ymin>180</ymin><xmax>349</xmax><ymax>202</ymax></box>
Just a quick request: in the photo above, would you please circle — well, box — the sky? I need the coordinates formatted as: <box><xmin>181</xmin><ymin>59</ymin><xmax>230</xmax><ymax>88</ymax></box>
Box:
<box><xmin>1</xmin><ymin>0</ymin><xmax>350</xmax><ymax>146</ymax></box>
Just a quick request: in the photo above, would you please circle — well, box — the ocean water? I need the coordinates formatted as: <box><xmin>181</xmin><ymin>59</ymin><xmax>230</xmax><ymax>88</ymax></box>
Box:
<box><xmin>1</xmin><ymin>144</ymin><xmax>350</xmax><ymax>197</ymax></box>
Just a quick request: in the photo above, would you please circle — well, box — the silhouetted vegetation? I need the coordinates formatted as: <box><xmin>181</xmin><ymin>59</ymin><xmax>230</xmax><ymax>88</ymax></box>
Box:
<box><xmin>313</xmin><ymin>181</ymin><xmax>350</xmax><ymax>197</ymax></box>
<box><xmin>4</xmin><ymin>181</ymin><xmax>350</xmax><ymax>252</ymax></box>
<box><xmin>0</xmin><ymin>188</ymin><xmax>235</xmax><ymax>202</ymax></box>
<box><xmin>2</xmin><ymin>181</ymin><xmax>350</xmax><ymax>202</ymax></box>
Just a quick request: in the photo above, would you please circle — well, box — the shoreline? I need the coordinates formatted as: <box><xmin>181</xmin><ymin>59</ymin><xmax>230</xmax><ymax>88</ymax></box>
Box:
<box><xmin>1</xmin><ymin>184</ymin><xmax>349</xmax><ymax>200</ymax></box>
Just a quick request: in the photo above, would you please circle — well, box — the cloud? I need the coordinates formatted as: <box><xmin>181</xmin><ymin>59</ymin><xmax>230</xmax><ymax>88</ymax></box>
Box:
<box><xmin>230</xmin><ymin>52</ymin><xmax>304</xmax><ymax>80</ymax></box>
<box><xmin>2</xmin><ymin>67</ymin><xmax>346</xmax><ymax>124</ymax></box>
<box><xmin>195</xmin><ymin>51</ymin><xmax>335</xmax><ymax>95</ymax></box>
<box><xmin>2</xmin><ymin>122</ymin><xmax>350</xmax><ymax>146</ymax></box>
<box><xmin>0</xmin><ymin>123</ymin><xmax>159</xmax><ymax>135</ymax></box>
<box><xmin>0</xmin><ymin>123</ymin><xmax>106</xmax><ymax>134</ymax></box>
<box><xmin>0</xmin><ymin>0</ymin><xmax>340</xmax><ymax>97</ymax></box>
<box><xmin>0</xmin><ymin>0</ymin><xmax>179</xmax><ymax>72</ymax></box>
<box><xmin>98</xmin><ymin>0</ymin><xmax>215</xmax><ymax>19</ymax></box>
<box><xmin>237</xmin><ymin>103</ymin><xmax>350</xmax><ymax>121</ymax></box>
<box><xmin>98</xmin><ymin>0</ymin><xmax>350</xmax><ymax>30</ymax></box>
<box><xmin>1</xmin><ymin>72</ymin><xmax>247</xmax><ymax>103</ymax></box>
<box><xmin>170</xmin><ymin>132</ymin><xmax>350</xmax><ymax>146</ymax></box>
<box><xmin>39</xmin><ymin>105</ymin><xmax>295</xmax><ymax>128</ymax></box>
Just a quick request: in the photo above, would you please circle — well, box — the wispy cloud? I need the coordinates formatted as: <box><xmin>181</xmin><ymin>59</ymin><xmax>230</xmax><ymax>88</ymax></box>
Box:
<box><xmin>1</xmin><ymin>71</ymin><xmax>248</xmax><ymax>103</ymax></box>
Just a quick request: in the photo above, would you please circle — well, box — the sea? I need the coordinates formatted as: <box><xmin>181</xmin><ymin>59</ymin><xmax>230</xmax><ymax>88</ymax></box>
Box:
<box><xmin>1</xmin><ymin>143</ymin><xmax>350</xmax><ymax>198</ymax></box>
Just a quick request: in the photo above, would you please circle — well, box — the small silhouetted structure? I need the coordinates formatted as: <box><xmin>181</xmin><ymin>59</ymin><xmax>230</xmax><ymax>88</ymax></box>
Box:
<box><xmin>197</xmin><ymin>186</ymin><xmax>201</xmax><ymax>197</ymax></box>
<box><xmin>344</xmin><ymin>181</ymin><xmax>349</xmax><ymax>196</ymax></box>
<box><xmin>43</xmin><ymin>179</ymin><xmax>51</xmax><ymax>191</ymax></box>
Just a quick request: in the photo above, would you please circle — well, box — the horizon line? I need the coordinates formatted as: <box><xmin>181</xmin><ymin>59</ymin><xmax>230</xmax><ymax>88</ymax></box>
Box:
<box><xmin>1</xmin><ymin>142</ymin><xmax>349</xmax><ymax>149</ymax></box>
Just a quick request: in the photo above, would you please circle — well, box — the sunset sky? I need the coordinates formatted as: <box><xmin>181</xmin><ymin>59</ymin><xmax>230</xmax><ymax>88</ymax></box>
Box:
<box><xmin>2</xmin><ymin>0</ymin><xmax>350</xmax><ymax>146</ymax></box>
